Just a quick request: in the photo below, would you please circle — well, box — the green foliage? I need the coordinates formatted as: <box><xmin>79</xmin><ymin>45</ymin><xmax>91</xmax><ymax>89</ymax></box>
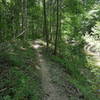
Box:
<box><xmin>52</xmin><ymin>42</ymin><xmax>87</xmax><ymax>79</ymax></box>
<box><xmin>65</xmin><ymin>0</ymin><xmax>84</xmax><ymax>14</ymax></box>
<box><xmin>5</xmin><ymin>66</ymin><xmax>40</xmax><ymax>100</ymax></box>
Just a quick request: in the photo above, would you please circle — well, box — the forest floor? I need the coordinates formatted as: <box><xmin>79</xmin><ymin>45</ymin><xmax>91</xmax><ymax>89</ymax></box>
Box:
<box><xmin>0</xmin><ymin>39</ymin><xmax>99</xmax><ymax>100</ymax></box>
<box><xmin>0</xmin><ymin>40</ymin><xmax>84</xmax><ymax>100</ymax></box>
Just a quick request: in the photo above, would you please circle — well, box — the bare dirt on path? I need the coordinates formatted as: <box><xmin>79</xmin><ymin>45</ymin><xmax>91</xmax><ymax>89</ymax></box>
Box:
<box><xmin>35</xmin><ymin>46</ymin><xmax>68</xmax><ymax>100</ymax></box>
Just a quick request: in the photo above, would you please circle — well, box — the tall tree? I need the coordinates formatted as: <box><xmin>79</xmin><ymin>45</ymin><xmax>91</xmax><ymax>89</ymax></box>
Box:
<box><xmin>43</xmin><ymin>0</ymin><xmax>49</xmax><ymax>48</ymax></box>
<box><xmin>23</xmin><ymin>0</ymin><xmax>28</xmax><ymax>40</ymax></box>
<box><xmin>54</xmin><ymin>0</ymin><xmax>59</xmax><ymax>55</ymax></box>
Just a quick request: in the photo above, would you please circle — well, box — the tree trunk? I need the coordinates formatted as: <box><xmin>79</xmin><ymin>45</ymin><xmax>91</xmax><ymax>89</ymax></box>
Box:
<box><xmin>43</xmin><ymin>0</ymin><xmax>49</xmax><ymax>48</ymax></box>
<box><xmin>23</xmin><ymin>0</ymin><xmax>27</xmax><ymax>40</ymax></box>
<box><xmin>54</xmin><ymin>0</ymin><xmax>59</xmax><ymax>55</ymax></box>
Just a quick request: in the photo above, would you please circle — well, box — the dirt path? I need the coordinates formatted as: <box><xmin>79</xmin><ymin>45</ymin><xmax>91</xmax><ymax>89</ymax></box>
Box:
<box><xmin>39</xmin><ymin>52</ymin><xmax>68</xmax><ymax>100</ymax></box>
<box><xmin>35</xmin><ymin>45</ymin><xmax>68</xmax><ymax>100</ymax></box>
<box><xmin>32</xmin><ymin>40</ymin><xmax>83</xmax><ymax>100</ymax></box>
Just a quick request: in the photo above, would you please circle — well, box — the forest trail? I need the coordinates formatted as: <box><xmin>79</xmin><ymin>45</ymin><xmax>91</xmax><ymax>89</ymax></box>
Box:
<box><xmin>32</xmin><ymin>40</ymin><xmax>68</xmax><ymax>100</ymax></box>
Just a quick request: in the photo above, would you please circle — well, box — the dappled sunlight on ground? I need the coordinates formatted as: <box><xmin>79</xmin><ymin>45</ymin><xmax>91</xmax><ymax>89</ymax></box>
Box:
<box><xmin>92</xmin><ymin>56</ymin><xmax>100</xmax><ymax>67</ymax></box>
<box><xmin>33</xmin><ymin>44</ymin><xmax>40</xmax><ymax>49</ymax></box>
<box><xmin>84</xmin><ymin>35</ymin><xmax>100</xmax><ymax>68</ymax></box>
<box><xmin>96</xmin><ymin>62</ymin><xmax>100</xmax><ymax>67</ymax></box>
<box><xmin>28</xmin><ymin>39</ymin><xmax>46</xmax><ymax>49</ymax></box>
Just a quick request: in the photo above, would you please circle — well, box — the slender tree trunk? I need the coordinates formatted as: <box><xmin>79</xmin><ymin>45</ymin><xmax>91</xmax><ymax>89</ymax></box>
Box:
<box><xmin>54</xmin><ymin>0</ymin><xmax>59</xmax><ymax>55</ymax></box>
<box><xmin>43</xmin><ymin>0</ymin><xmax>49</xmax><ymax>48</ymax></box>
<box><xmin>21</xmin><ymin>0</ymin><xmax>24</xmax><ymax>33</ymax></box>
<box><xmin>49</xmin><ymin>0</ymin><xmax>53</xmax><ymax>42</ymax></box>
<box><xmin>57</xmin><ymin>1</ymin><xmax>62</xmax><ymax>41</ymax></box>
<box><xmin>23</xmin><ymin>0</ymin><xmax>27</xmax><ymax>40</ymax></box>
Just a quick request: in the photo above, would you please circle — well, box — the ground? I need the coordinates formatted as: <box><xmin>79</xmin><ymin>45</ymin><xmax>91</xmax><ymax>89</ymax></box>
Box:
<box><xmin>0</xmin><ymin>39</ymin><xmax>99</xmax><ymax>100</ymax></box>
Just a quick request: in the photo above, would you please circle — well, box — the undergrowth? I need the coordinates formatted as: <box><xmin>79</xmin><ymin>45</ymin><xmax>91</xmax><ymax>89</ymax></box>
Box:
<box><xmin>0</xmin><ymin>40</ymin><xmax>42</xmax><ymax>100</ymax></box>
<box><xmin>50</xmin><ymin>42</ymin><xmax>99</xmax><ymax>100</ymax></box>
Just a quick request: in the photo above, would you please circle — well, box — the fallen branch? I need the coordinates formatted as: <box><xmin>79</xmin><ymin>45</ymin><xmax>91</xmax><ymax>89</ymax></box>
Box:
<box><xmin>0</xmin><ymin>88</ymin><xmax>7</xmax><ymax>93</ymax></box>
<box><xmin>16</xmin><ymin>30</ymin><xmax>26</xmax><ymax>38</ymax></box>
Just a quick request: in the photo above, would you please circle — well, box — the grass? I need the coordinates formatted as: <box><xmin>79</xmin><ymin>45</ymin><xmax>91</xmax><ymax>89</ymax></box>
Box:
<box><xmin>0</xmin><ymin>40</ymin><xmax>42</xmax><ymax>100</ymax></box>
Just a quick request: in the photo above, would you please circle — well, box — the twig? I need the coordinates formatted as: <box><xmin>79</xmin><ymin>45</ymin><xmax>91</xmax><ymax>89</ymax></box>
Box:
<box><xmin>16</xmin><ymin>30</ymin><xmax>26</xmax><ymax>38</ymax></box>
<box><xmin>0</xmin><ymin>88</ymin><xmax>7</xmax><ymax>93</ymax></box>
